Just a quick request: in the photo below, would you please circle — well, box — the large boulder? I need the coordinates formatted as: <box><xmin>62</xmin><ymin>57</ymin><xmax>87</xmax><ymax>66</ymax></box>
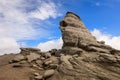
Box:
<box><xmin>11</xmin><ymin>54</ymin><xmax>25</xmax><ymax>62</ymax></box>
<box><xmin>20</xmin><ymin>48</ymin><xmax>41</xmax><ymax>55</ymax></box>
<box><xmin>19</xmin><ymin>48</ymin><xmax>41</xmax><ymax>62</ymax></box>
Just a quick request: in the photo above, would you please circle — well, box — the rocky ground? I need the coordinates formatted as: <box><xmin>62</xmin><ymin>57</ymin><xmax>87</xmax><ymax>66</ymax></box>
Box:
<box><xmin>0</xmin><ymin>12</ymin><xmax>120</xmax><ymax>80</ymax></box>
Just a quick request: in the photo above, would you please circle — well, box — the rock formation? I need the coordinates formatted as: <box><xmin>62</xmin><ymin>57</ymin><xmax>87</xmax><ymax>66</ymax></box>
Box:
<box><xmin>60</xmin><ymin>12</ymin><xmax>98</xmax><ymax>48</ymax></box>
<box><xmin>60</xmin><ymin>12</ymin><xmax>118</xmax><ymax>55</ymax></box>
<box><xmin>0</xmin><ymin>12</ymin><xmax>120</xmax><ymax>80</ymax></box>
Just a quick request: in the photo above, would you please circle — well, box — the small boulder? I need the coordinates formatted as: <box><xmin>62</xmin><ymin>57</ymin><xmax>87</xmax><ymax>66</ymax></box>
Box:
<box><xmin>26</xmin><ymin>53</ymin><xmax>40</xmax><ymax>62</ymax></box>
<box><xmin>99</xmin><ymin>41</ymin><xmax>105</xmax><ymax>44</ymax></box>
<box><xmin>35</xmin><ymin>60</ymin><xmax>43</xmax><ymax>67</ymax></box>
<box><xmin>44</xmin><ymin>60</ymin><xmax>53</xmax><ymax>66</ymax></box>
<box><xmin>34</xmin><ymin>75</ymin><xmax>43</xmax><ymax>80</ymax></box>
<box><xmin>34</xmin><ymin>72</ymin><xmax>40</xmax><ymax>76</ymax></box>
<box><xmin>19</xmin><ymin>60</ymin><xmax>27</xmax><ymax>64</ymax></box>
<box><xmin>49</xmin><ymin>49</ymin><xmax>57</xmax><ymax>55</ymax></box>
<box><xmin>49</xmin><ymin>64</ymin><xmax>58</xmax><ymax>69</ymax></box>
<box><xmin>40</xmin><ymin>57</ymin><xmax>45</xmax><ymax>60</ymax></box>
<box><xmin>43</xmin><ymin>56</ymin><xmax>59</xmax><ymax>66</ymax></box>
<box><xmin>55</xmin><ymin>49</ymin><xmax>62</xmax><ymax>57</ymax></box>
<box><xmin>12</xmin><ymin>63</ymin><xmax>23</xmax><ymax>68</ymax></box>
<box><xmin>12</xmin><ymin>54</ymin><xmax>25</xmax><ymax>62</ymax></box>
<box><xmin>49</xmin><ymin>49</ymin><xmax>61</xmax><ymax>57</ymax></box>
<box><xmin>42</xmin><ymin>52</ymin><xmax>51</xmax><ymax>59</ymax></box>
<box><xmin>43</xmin><ymin>69</ymin><xmax>55</xmax><ymax>78</ymax></box>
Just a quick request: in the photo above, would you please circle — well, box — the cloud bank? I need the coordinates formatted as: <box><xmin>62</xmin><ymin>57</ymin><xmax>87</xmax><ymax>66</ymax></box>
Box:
<box><xmin>92</xmin><ymin>29</ymin><xmax>120</xmax><ymax>50</ymax></box>
<box><xmin>0</xmin><ymin>38</ymin><xmax>20</xmax><ymax>55</ymax></box>
<box><xmin>0</xmin><ymin>0</ymin><xmax>61</xmax><ymax>40</ymax></box>
<box><xmin>37</xmin><ymin>37</ymin><xmax>63</xmax><ymax>52</ymax></box>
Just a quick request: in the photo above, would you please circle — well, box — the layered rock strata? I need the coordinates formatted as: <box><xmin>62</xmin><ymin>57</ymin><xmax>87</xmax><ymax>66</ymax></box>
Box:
<box><xmin>60</xmin><ymin>12</ymin><xmax>118</xmax><ymax>54</ymax></box>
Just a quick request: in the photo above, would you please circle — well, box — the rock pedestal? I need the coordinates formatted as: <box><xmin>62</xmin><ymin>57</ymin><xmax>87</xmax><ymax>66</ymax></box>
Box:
<box><xmin>60</xmin><ymin>12</ymin><xmax>98</xmax><ymax>47</ymax></box>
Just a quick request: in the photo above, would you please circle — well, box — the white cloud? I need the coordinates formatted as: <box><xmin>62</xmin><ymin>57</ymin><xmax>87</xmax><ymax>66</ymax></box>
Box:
<box><xmin>37</xmin><ymin>37</ymin><xmax>63</xmax><ymax>52</ymax></box>
<box><xmin>0</xmin><ymin>0</ymin><xmax>61</xmax><ymax>40</ymax></box>
<box><xmin>0</xmin><ymin>0</ymin><xmax>62</xmax><ymax>54</ymax></box>
<box><xmin>30</xmin><ymin>2</ymin><xmax>61</xmax><ymax>20</ymax></box>
<box><xmin>0</xmin><ymin>38</ymin><xmax>20</xmax><ymax>55</ymax></box>
<box><xmin>92</xmin><ymin>29</ymin><xmax>120</xmax><ymax>50</ymax></box>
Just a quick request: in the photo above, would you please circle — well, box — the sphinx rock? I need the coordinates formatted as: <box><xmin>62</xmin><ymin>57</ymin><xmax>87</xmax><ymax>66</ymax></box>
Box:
<box><xmin>60</xmin><ymin>12</ymin><xmax>116</xmax><ymax>54</ymax></box>
<box><xmin>60</xmin><ymin>12</ymin><xmax>98</xmax><ymax>46</ymax></box>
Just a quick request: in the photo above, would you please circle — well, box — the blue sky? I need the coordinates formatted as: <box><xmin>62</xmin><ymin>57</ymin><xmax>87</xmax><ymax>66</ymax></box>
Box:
<box><xmin>0</xmin><ymin>0</ymin><xmax>120</xmax><ymax>54</ymax></box>
<box><xmin>62</xmin><ymin>0</ymin><xmax>120</xmax><ymax>35</ymax></box>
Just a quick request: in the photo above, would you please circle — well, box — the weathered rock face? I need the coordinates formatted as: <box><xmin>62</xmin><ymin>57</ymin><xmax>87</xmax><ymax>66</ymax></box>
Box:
<box><xmin>60</xmin><ymin>12</ymin><xmax>116</xmax><ymax>54</ymax></box>
<box><xmin>60</xmin><ymin>12</ymin><xmax>98</xmax><ymax>48</ymax></box>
